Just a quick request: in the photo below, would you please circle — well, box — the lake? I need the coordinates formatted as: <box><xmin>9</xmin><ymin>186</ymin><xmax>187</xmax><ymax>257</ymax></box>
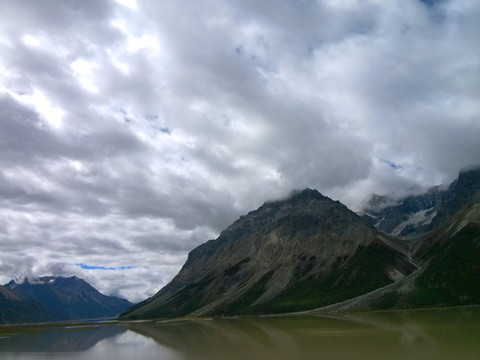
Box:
<box><xmin>0</xmin><ymin>307</ymin><xmax>479</xmax><ymax>359</ymax></box>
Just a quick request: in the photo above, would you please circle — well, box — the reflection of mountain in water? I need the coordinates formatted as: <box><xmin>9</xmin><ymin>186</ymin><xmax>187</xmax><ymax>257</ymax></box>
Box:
<box><xmin>125</xmin><ymin>309</ymin><xmax>480</xmax><ymax>360</ymax></box>
<box><xmin>0</xmin><ymin>324</ymin><xmax>126</xmax><ymax>353</ymax></box>
<box><xmin>125</xmin><ymin>315</ymin><xmax>430</xmax><ymax>360</ymax></box>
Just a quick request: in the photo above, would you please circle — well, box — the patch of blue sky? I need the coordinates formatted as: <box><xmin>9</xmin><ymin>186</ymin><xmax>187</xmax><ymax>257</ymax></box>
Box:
<box><xmin>382</xmin><ymin>160</ymin><xmax>404</xmax><ymax>170</ymax></box>
<box><xmin>418</xmin><ymin>0</ymin><xmax>444</xmax><ymax>6</ymax></box>
<box><xmin>75</xmin><ymin>263</ymin><xmax>136</xmax><ymax>270</ymax></box>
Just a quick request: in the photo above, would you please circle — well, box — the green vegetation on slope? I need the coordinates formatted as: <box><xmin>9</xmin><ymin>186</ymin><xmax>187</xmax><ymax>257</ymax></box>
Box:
<box><xmin>405</xmin><ymin>223</ymin><xmax>480</xmax><ymax>307</ymax></box>
<box><xmin>219</xmin><ymin>271</ymin><xmax>275</xmax><ymax>315</ymax></box>
<box><xmin>370</xmin><ymin>222</ymin><xmax>480</xmax><ymax>310</ymax></box>
<box><xmin>0</xmin><ymin>299</ymin><xmax>58</xmax><ymax>324</ymax></box>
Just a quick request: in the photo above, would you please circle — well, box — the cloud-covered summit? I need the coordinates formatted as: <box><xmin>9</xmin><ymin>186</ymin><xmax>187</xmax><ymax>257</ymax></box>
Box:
<box><xmin>1</xmin><ymin>0</ymin><xmax>479</xmax><ymax>302</ymax></box>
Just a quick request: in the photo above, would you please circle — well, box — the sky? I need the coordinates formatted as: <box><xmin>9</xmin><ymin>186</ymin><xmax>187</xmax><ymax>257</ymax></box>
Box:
<box><xmin>1</xmin><ymin>0</ymin><xmax>479</xmax><ymax>303</ymax></box>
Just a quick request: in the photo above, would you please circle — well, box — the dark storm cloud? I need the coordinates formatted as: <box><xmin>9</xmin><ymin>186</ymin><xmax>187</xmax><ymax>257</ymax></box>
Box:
<box><xmin>1</xmin><ymin>0</ymin><xmax>479</xmax><ymax>301</ymax></box>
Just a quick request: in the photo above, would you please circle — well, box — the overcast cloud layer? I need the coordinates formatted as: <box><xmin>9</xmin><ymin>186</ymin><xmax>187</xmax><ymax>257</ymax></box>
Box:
<box><xmin>1</xmin><ymin>0</ymin><xmax>479</xmax><ymax>302</ymax></box>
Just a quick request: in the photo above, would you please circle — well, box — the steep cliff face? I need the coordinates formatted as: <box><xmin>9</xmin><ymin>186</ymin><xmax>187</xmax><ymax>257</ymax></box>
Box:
<box><xmin>121</xmin><ymin>189</ymin><xmax>415</xmax><ymax>319</ymax></box>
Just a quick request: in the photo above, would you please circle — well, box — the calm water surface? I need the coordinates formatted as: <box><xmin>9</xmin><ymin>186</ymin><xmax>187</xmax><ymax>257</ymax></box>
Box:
<box><xmin>0</xmin><ymin>307</ymin><xmax>479</xmax><ymax>360</ymax></box>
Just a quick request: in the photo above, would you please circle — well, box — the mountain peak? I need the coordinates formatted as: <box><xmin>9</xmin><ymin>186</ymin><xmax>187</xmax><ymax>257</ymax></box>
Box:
<box><xmin>214</xmin><ymin>187</ymin><xmax>363</xmax><ymax>250</ymax></box>
<box><xmin>266</xmin><ymin>188</ymin><xmax>328</xmax><ymax>206</ymax></box>
<box><xmin>289</xmin><ymin>187</ymin><xmax>323</xmax><ymax>199</ymax></box>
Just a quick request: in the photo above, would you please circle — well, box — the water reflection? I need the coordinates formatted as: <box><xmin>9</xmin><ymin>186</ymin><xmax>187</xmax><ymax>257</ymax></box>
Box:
<box><xmin>0</xmin><ymin>308</ymin><xmax>479</xmax><ymax>360</ymax></box>
<box><xmin>126</xmin><ymin>315</ymin><xmax>430</xmax><ymax>360</ymax></box>
<box><xmin>0</xmin><ymin>321</ymin><xmax>179</xmax><ymax>360</ymax></box>
<box><xmin>124</xmin><ymin>308</ymin><xmax>480</xmax><ymax>360</ymax></box>
<box><xmin>0</xmin><ymin>323</ymin><xmax>125</xmax><ymax>352</ymax></box>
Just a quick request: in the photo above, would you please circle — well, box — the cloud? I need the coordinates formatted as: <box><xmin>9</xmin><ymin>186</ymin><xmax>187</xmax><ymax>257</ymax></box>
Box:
<box><xmin>1</xmin><ymin>0</ymin><xmax>479</xmax><ymax>302</ymax></box>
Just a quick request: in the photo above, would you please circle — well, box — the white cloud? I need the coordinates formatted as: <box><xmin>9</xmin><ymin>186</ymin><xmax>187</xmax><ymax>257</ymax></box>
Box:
<box><xmin>115</xmin><ymin>0</ymin><xmax>138</xmax><ymax>11</ymax></box>
<box><xmin>71</xmin><ymin>59</ymin><xmax>99</xmax><ymax>93</ymax></box>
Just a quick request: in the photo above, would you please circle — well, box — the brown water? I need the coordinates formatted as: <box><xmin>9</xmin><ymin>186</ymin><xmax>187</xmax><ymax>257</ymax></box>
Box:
<box><xmin>0</xmin><ymin>307</ymin><xmax>479</xmax><ymax>359</ymax></box>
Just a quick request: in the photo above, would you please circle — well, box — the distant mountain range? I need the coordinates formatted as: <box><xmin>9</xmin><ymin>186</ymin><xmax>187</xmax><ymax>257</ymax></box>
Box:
<box><xmin>0</xmin><ymin>276</ymin><xmax>132</xmax><ymax>324</ymax></box>
<box><xmin>121</xmin><ymin>168</ymin><xmax>480</xmax><ymax>319</ymax></box>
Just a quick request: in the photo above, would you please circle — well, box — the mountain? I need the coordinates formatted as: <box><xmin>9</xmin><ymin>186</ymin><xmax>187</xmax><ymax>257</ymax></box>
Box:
<box><xmin>389</xmin><ymin>170</ymin><xmax>480</xmax><ymax>308</ymax></box>
<box><xmin>351</xmin><ymin>200</ymin><xmax>480</xmax><ymax>311</ymax></box>
<box><xmin>311</xmin><ymin>168</ymin><xmax>480</xmax><ymax>312</ymax></box>
<box><xmin>120</xmin><ymin>189</ymin><xmax>416</xmax><ymax>319</ymax></box>
<box><xmin>361</xmin><ymin>188</ymin><xmax>443</xmax><ymax>240</ymax></box>
<box><xmin>2</xmin><ymin>276</ymin><xmax>132</xmax><ymax>324</ymax></box>
<box><xmin>361</xmin><ymin>168</ymin><xmax>480</xmax><ymax>240</ymax></box>
<box><xmin>0</xmin><ymin>284</ymin><xmax>57</xmax><ymax>324</ymax></box>
<box><xmin>121</xmin><ymin>168</ymin><xmax>480</xmax><ymax>319</ymax></box>
<box><xmin>430</xmin><ymin>168</ymin><xmax>480</xmax><ymax>227</ymax></box>
<box><xmin>407</xmin><ymin>200</ymin><xmax>480</xmax><ymax>307</ymax></box>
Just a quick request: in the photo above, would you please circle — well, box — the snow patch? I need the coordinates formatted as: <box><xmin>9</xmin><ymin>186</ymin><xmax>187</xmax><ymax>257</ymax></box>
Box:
<box><xmin>391</xmin><ymin>207</ymin><xmax>437</xmax><ymax>236</ymax></box>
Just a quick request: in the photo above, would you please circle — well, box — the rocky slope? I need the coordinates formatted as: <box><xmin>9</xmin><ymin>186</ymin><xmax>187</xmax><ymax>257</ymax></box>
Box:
<box><xmin>121</xmin><ymin>189</ymin><xmax>416</xmax><ymax>319</ymax></box>
<box><xmin>2</xmin><ymin>276</ymin><xmax>132</xmax><ymax>324</ymax></box>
